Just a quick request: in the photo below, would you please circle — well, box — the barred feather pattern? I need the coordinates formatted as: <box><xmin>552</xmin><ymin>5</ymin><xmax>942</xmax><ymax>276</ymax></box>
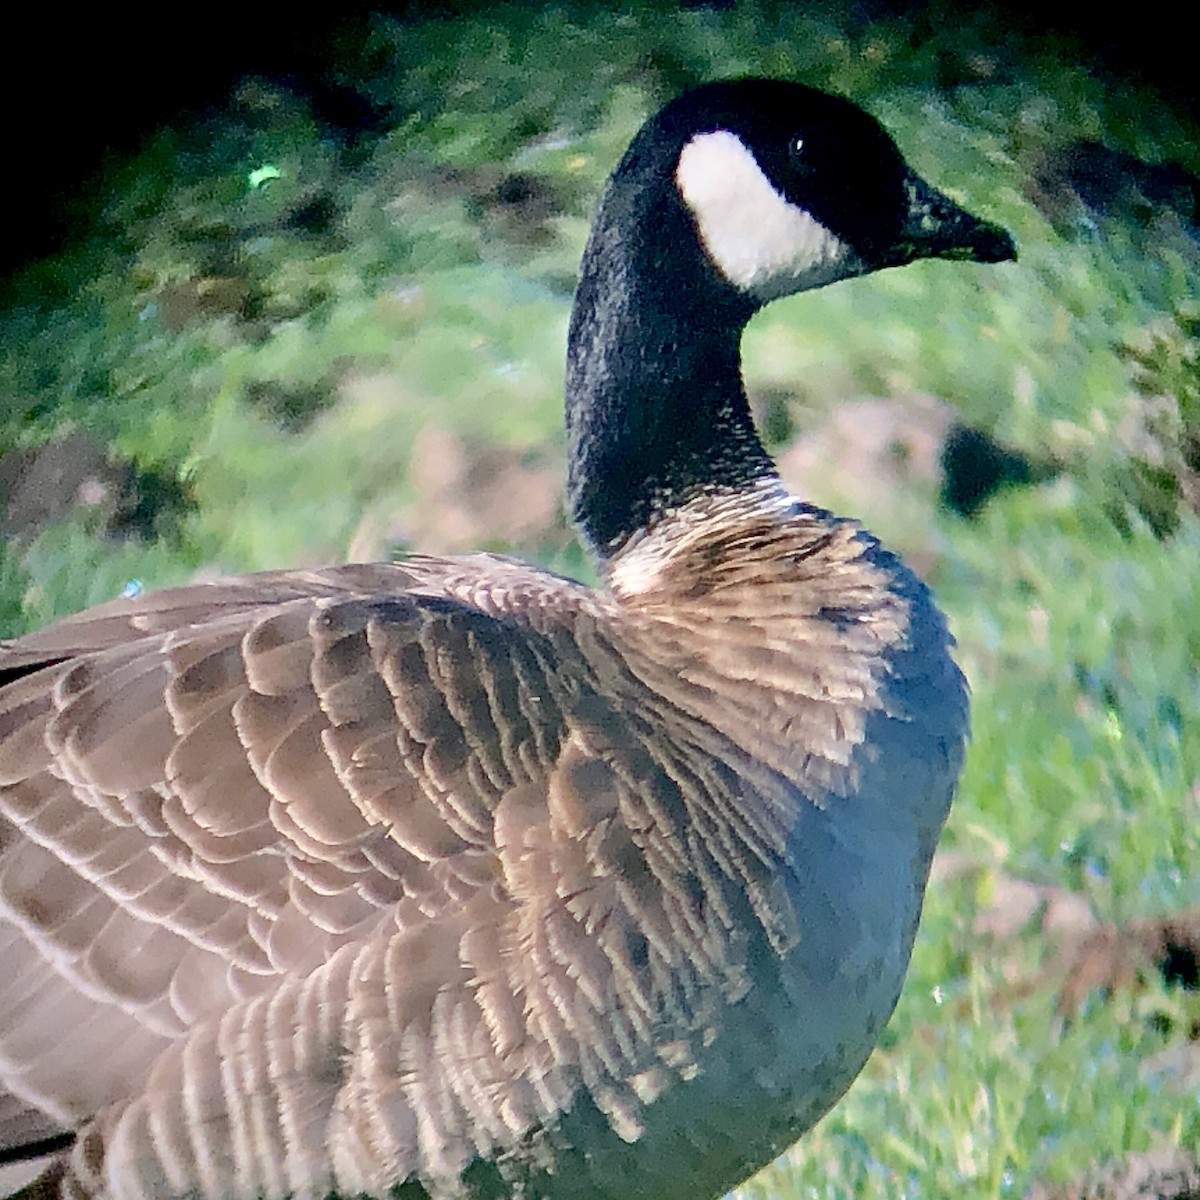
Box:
<box><xmin>0</xmin><ymin>495</ymin><xmax>965</xmax><ymax>1200</ymax></box>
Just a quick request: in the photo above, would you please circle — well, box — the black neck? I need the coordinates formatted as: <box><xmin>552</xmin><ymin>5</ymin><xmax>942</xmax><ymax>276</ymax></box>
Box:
<box><xmin>565</xmin><ymin>156</ymin><xmax>776</xmax><ymax>557</ymax></box>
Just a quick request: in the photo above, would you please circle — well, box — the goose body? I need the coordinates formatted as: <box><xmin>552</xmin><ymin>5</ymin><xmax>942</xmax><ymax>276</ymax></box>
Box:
<box><xmin>0</xmin><ymin>80</ymin><xmax>1012</xmax><ymax>1200</ymax></box>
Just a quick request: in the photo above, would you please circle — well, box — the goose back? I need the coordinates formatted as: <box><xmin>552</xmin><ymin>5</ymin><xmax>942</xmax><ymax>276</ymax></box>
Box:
<box><xmin>0</xmin><ymin>495</ymin><xmax>962</xmax><ymax>1199</ymax></box>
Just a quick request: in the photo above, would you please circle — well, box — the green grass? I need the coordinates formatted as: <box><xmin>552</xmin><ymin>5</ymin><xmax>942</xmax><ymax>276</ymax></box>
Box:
<box><xmin>1</xmin><ymin>4</ymin><xmax>1198</xmax><ymax>1195</ymax></box>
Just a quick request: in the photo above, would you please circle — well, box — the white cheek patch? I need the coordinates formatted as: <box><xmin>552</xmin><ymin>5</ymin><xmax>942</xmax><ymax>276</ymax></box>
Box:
<box><xmin>675</xmin><ymin>131</ymin><xmax>862</xmax><ymax>300</ymax></box>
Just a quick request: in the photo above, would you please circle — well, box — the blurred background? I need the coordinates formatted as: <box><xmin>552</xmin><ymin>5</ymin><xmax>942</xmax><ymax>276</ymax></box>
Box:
<box><xmin>0</xmin><ymin>3</ymin><xmax>1197</xmax><ymax>1196</ymax></box>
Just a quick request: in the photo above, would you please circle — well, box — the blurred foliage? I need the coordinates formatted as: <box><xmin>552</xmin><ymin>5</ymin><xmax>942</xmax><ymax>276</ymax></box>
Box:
<box><xmin>1108</xmin><ymin>304</ymin><xmax>1200</xmax><ymax>537</ymax></box>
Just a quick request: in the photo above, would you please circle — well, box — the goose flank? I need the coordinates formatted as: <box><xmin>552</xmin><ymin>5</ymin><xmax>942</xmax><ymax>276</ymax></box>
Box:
<box><xmin>0</xmin><ymin>79</ymin><xmax>1014</xmax><ymax>1200</ymax></box>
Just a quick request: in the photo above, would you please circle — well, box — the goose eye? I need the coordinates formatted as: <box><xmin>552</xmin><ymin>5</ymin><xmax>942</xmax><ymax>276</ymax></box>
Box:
<box><xmin>789</xmin><ymin>136</ymin><xmax>805</xmax><ymax>158</ymax></box>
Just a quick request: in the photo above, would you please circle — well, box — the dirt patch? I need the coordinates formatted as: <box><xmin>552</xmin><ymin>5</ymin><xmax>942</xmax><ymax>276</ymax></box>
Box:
<box><xmin>1025</xmin><ymin>1147</ymin><xmax>1200</xmax><ymax>1200</ymax></box>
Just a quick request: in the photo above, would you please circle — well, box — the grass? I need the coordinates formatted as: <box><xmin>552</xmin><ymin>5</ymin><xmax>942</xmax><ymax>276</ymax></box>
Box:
<box><xmin>1</xmin><ymin>4</ymin><xmax>1197</xmax><ymax>1196</ymax></box>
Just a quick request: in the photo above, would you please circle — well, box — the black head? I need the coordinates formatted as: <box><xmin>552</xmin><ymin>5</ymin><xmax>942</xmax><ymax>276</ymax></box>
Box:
<box><xmin>617</xmin><ymin>78</ymin><xmax>1015</xmax><ymax>304</ymax></box>
<box><xmin>566</xmin><ymin>79</ymin><xmax>1016</xmax><ymax>556</ymax></box>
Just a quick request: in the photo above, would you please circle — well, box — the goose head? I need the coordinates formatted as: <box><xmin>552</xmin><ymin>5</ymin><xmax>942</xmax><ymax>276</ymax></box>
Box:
<box><xmin>565</xmin><ymin>78</ymin><xmax>1015</xmax><ymax>557</ymax></box>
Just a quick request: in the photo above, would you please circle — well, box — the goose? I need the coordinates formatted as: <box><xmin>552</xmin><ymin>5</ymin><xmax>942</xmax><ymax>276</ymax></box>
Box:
<box><xmin>0</xmin><ymin>78</ymin><xmax>1013</xmax><ymax>1200</ymax></box>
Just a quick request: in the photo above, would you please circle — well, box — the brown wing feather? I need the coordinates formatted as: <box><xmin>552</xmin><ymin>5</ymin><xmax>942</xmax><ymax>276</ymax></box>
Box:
<box><xmin>0</xmin><ymin>558</ymin><xmax>766</xmax><ymax>1197</ymax></box>
<box><xmin>0</xmin><ymin>516</ymin><xmax>960</xmax><ymax>1199</ymax></box>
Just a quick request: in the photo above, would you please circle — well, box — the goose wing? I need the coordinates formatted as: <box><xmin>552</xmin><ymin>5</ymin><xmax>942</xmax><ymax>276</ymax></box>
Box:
<box><xmin>0</xmin><ymin>559</ymin><xmax>744</xmax><ymax>1197</ymax></box>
